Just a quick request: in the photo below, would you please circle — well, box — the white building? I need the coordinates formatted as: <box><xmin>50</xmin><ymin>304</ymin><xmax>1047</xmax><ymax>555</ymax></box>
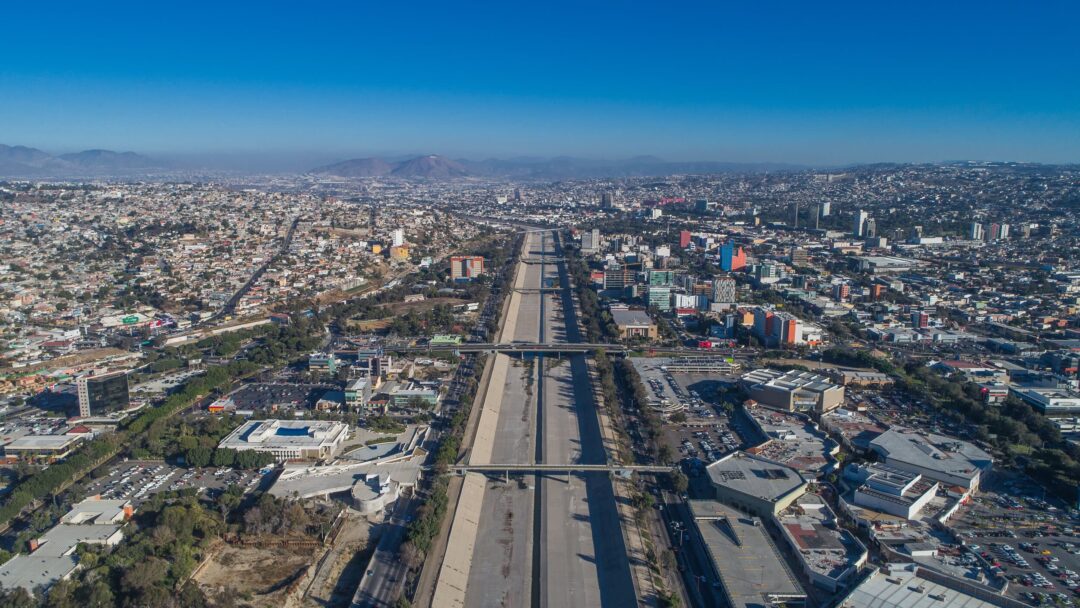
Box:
<box><xmin>218</xmin><ymin>419</ymin><xmax>349</xmax><ymax>461</ymax></box>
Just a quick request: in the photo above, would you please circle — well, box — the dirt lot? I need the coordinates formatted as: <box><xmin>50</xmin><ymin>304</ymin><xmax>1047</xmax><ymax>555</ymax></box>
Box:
<box><xmin>380</xmin><ymin>297</ymin><xmax>468</xmax><ymax>315</ymax></box>
<box><xmin>195</xmin><ymin>542</ymin><xmax>319</xmax><ymax>607</ymax></box>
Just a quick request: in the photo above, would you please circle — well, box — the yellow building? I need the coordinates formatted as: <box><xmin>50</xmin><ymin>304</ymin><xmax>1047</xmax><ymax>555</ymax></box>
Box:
<box><xmin>389</xmin><ymin>245</ymin><xmax>410</xmax><ymax>261</ymax></box>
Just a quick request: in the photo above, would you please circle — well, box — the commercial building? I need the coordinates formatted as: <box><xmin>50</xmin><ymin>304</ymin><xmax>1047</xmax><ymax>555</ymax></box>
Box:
<box><xmin>777</xmin><ymin>493</ymin><xmax>868</xmax><ymax>592</ymax></box>
<box><xmin>450</xmin><ymin>255</ymin><xmax>485</xmax><ymax>281</ymax></box>
<box><xmin>720</xmin><ymin>241</ymin><xmax>747</xmax><ymax>272</ymax></box>
<box><xmin>688</xmin><ymin>500</ymin><xmax>806</xmax><ymax>608</ymax></box>
<box><xmin>645</xmin><ymin>286</ymin><xmax>671</xmax><ymax>311</ymax></box>
<box><xmin>76</xmin><ymin>370</ymin><xmax>129</xmax><ymax>418</ymax></box>
<box><xmin>705</xmin><ymin>451</ymin><xmax>808</xmax><ymax>517</ymax></box>
<box><xmin>740</xmin><ymin>368</ymin><xmax>845</xmax><ymax>414</ymax></box>
<box><xmin>845</xmin><ymin>463</ymin><xmax>939</xmax><ymax>520</ymax></box>
<box><xmin>837</xmin><ymin>563</ymin><xmax>1026</xmax><ymax>608</ymax></box>
<box><xmin>610</xmin><ymin>308</ymin><xmax>657</xmax><ymax>340</ymax></box>
<box><xmin>344</xmin><ymin>377</ymin><xmax>373</xmax><ymax>410</ymax></box>
<box><xmin>1010</xmin><ymin>386</ymin><xmax>1080</xmax><ymax>415</ymax></box>
<box><xmin>711</xmin><ymin>276</ymin><xmax>736</xmax><ymax>306</ymax></box>
<box><xmin>850</xmin><ymin>255</ymin><xmax>919</xmax><ymax>274</ymax></box>
<box><xmin>853</xmin><ymin>210</ymin><xmax>869</xmax><ymax>237</ymax></box>
<box><xmin>218</xmin><ymin>419</ymin><xmax>349</xmax><ymax>461</ymax></box>
<box><xmin>580</xmin><ymin>228</ymin><xmax>601</xmax><ymax>254</ymax></box>
<box><xmin>751</xmin><ymin>307</ymin><xmax>824</xmax><ymax>347</ymax></box>
<box><xmin>0</xmin><ymin>498</ymin><xmax>132</xmax><ymax>593</ymax></box>
<box><xmin>868</xmin><ymin>428</ymin><xmax>992</xmax><ymax>491</ymax></box>
<box><xmin>3</xmin><ymin>433</ymin><xmax>85</xmax><ymax>463</ymax></box>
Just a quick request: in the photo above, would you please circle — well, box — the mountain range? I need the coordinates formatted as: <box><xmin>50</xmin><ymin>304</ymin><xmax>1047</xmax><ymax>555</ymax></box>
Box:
<box><xmin>0</xmin><ymin>144</ymin><xmax>163</xmax><ymax>177</ymax></box>
<box><xmin>312</xmin><ymin>154</ymin><xmax>805</xmax><ymax>180</ymax></box>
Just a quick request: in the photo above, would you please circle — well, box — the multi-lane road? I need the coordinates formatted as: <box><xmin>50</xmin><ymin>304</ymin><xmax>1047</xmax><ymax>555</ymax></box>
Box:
<box><xmin>439</xmin><ymin>229</ymin><xmax>636</xmax><ymax>607</ymax></box>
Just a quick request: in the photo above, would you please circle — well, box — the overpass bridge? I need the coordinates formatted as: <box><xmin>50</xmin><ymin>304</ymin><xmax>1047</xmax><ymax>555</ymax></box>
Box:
<box><xmin>449</xmin><ymin>463</ymin><xmax>674</xmax><ymax>475</ymax></box>
<box><xmin>397</xmin><ymin>342</ymin><xmax>624</xmax><ymax>354</ymax></box>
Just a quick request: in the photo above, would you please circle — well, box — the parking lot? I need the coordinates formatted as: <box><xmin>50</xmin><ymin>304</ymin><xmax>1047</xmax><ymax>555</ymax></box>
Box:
<box><xmin>629</xmin><ymin>359</ymin><xmax>749</xmax><ymax>466</ymax></box>
<box><xmin>952</xmin><ymin>473</ymin><xmax>1080</xmax><ymax>605</ymax></box>
<box><xmin>83</xmin><ymin>461</ymin><xmax>267</xmax><ymax>504</ymax></box>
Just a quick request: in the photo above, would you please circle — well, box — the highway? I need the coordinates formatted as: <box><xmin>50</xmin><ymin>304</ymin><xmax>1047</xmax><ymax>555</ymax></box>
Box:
<box><xmin>352</xmin><ymin>496</ymin><xmax>416</xmax><ymax>607</ymax></box>
<box><xmin>444</xmin><ymin>229</ymin><xmax>636</xmax><ymax>608</ymax></box>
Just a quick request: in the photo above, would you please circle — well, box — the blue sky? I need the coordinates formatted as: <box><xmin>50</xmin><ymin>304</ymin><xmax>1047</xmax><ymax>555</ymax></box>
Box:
<box><xmin>2</xmin><ymin>0</ymin><xmax>1078</xmax><ymax>165</ymax></box>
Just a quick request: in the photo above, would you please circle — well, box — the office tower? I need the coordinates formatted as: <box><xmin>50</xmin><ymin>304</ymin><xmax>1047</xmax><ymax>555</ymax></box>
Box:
<box><xmin>77</xmin><ymin>371</ymin><xmax>129</xmax><ymax>418</ymax></box>
<box><xmin>820</xmin><ymin>202</ymin><xmax>831</xmax><ymax>217</ymax></box>
<box><xmin>600</xmin><ymin>192</ymin><xmax>614</xmax><ymax>208</ymax></box>
<box><xmin>720</xmin><ymin>241</ymin><xmax>747</xmax><ymax>272</ymax></box>
<box><xmin>450</xmin><ymin>256</ymin><xmax>485</xmax><ymax>281</ymax></box>
<box><xmin>679</xmin><ymin>230</ymin><xmax>692</xmax><ymax>248</ymax></box>
<box><xmin>603</xmin><ymin>265</ymin><xmax>632</xmax><ymax>290</ymax></box>
<box><xmin>998</xmin><ymin>223</ymin><xmax>1010</xmax><ymax>240</ymax></box>
<box><xmin>391</xmin><ymin>228</ymin><xmax>404</xmax><ymax>247</ymax></box>
<box><xmin>912</xmin><ymin>311</ymin><xmax>930</xmax><ymax>329</ymax></box>
<box><xmin>513</xmin><ymin>188</ymin><xmax>522</xmax><ymax>201</ymax></box>
<box><xmin>833</xmin><ymin>283</ymin><xmax>851</xmax><ymax>302</ymax></box>
<box><xmin>581</xmin><ymin>229</ymin><xmax>601</xmax><ymax>254</ymax></box>
<box><xmin>865</xmin><ymin>218</ymin><xmax>877</xmax><ymax>238</ymax></box>
<box><xmin>790</xmin><ymin>247</ymin><xmax>809</xmax><ymax>267</ymax></box>
<box><xmin>969</xmin><ymin>222</ymin><xmax>984</xmax><ymax>241</ymax></box>
<box><xmin>911</xmin><ymin>225</ymin><xmax>924</xmax><ymax>240</ymax></box>
<box><xmin>711</xmin><ymin>276</ymin><xmax>736</xmax><ymax>305</ymax></box>
<box><xmin>648</xmin><ymin>269</ymin><xmax>675</xmax><ymax>286</ymax></box>
<box><xmin>793</xmin><ymin>202</ymin><xmax>799</xmax><ymax>228</ymax></box>
<box><xmin>853</xmin><ymin>210</ymin><xmax>868</xmax><ymax>237</ymax></box>
<box><xmin>646</xmin><ymin>286</ymin><xmax>672</xmax><ymax>311</ymax></box>
<box><xmin>870</xmin><ymin>284</ymin><xmax>885</xmax><ymax>300</ymax></box>
<box><xmin>812</xmin><ymin>205</ymin><xmax>820</xmax><ymax>229</ymax></box>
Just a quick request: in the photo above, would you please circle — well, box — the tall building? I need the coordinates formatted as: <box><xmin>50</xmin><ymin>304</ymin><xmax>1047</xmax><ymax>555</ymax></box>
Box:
<box><xmin>968</xmin><ymin>222</ymin><xmax>984</xmax><ymax>241</ymax></box>
<box><xmin>450</xmin><ymin>256</ymin><xmax>485</xmax><ymax>281</ymax></box>
<box><xmin>711</xmin><ymin>276</ymin><xmax>736</xmax><ymax>305</ymax></box>
<box><xmin>646</xmin><ymin>286</ymin><xmax>672</xmax><ymax>311</ymax></box>
<box><xmin>600</xmin><ymin>192</ymin><xmax>614</xmax><ymax>208</ymax></box>
<box><xmin>911</xmin><ymin>311</ymin><xmax>929</xmax><ymax>329</ymax></box>
<box><xmin>391</xmin><ymin>228</ymin><xmax>404</xmax><ymax>247</ymax></box>
<box><xmin>76</xmin><ymin>371</ymin><xmax>129</xmax><ymax>418</ymax></box>
<box><xmin>852</xmin><ymin>210</ymin><xmax>869</xmax><ymax>237</ymax></box>
<box><xmin>581</xmin><ymin>228</ymin><xmax>601</xmax><ymax>254</ymax></box>
<box><xmin>679</xmin><ymin>230</ymin><xmax>692</xmax><ymax>248</ymax></box>
<box><xmin>790</xmin><ymin>247</ymin><xmax>809</xmax><ymax>267</ymax></box>
<box><xmin>647</xmin><ymin>269</ymin><xmax>675</xmax><ymax>286</ymax></box>
<box><xmin>832</xmin><ymin>283</ymin><xmax>851</xmax><ymax>302</ymax></box>
<box><xmin>864</xmin><ymin>218</ymin><xmax>876</xmax><ymax>238</ymax></box>
<box><xmin>720</xmin><ymin>242</ymin><xmax>747</xmax><ymax>272</ymax></box>
<box><xmin>988</xmin><ymin>222</ymin><xmax>1010</xmax><ymax>241</ymax></box>
<box><xmin>820</xmin><ymin>202</ymin><xmax>831</xmax><ymax>217</ymax></box>
<box><xmin>603</xmin><ymin>265</ymin><xmax>633</xmax><ymax>290</ymax></box>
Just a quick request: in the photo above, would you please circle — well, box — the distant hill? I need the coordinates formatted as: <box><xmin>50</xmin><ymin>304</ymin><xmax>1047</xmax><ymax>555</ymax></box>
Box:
<box><xmin>311</xmin><ymin>157</ymin><xmax>394</xmax><ymax>177</ymax></box>
<box><xmin>312</xmin><ymin>153</ymin><xmax>806</xmax><ymax>180</ymax></box>
<box><xmin>391</xmin><ymin>155</ymin><xmax>469</xmax><ymax>178</ymax></box>
<box><xmin>58</xmin><ymin>149</ymin><xmax>158</xmax><ymax>171</ymax></box>
<box><xmin>0</xmin><ymin>144</ymin><xmax>164</xmax><ymax>177</ymax></box>
<box><xmin>313</xmin><ymin>154</ymin><xmax>470</xmax><ymax>179</ymax></box>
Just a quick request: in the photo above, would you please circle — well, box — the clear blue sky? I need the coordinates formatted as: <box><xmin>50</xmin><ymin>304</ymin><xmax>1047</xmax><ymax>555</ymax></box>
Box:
<box><xmin>2</xmin><ymin>0</ymin><xmax>1078</xmax><ymax>165</ymax></box>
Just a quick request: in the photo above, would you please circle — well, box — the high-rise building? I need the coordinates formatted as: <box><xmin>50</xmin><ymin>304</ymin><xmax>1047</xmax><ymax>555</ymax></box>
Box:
<box><xmin>720</xmin><ymin>242</ymin><xmax>747</xmax><ymax>272</ymax></box>
<box><xmin>391</xmin><ymin>228</ymin><xmax>404</xmax><ymax>247</ymax></box>
<box><xmin>911</xmin><ymin>311</ymin><xmax>929</xmax><ymax>329</ymax></box>
<box><xmin>76</xmin><ymin>371</ymin><xmax>129</xmax><ymax>418</ymax></box>
<box><xmin>603</xmin><ymin>265</ymin><xmax>632</xmax><ymax>290</ymax></box>
<box><xmin>968</xmin><ymin>222</ymin><xmax>984</xmax><ymax>241</ymax></box>
<box><xmin>679</xmin><ymin>230</ymin><xmax>692</xmax><ymax>248</ymax></box>
<box><xmin>864</xmin><ymin>218</ymin><xmax>877</xmax><ymax>238</ymax></box>
<box><xmin>450</xmin><ymin>256</ymin><xmax>485</xmax><ymax>281</ymax></box>
<box><xmin>988</xmin><ymin>223</ymin><xmax>1010</xmax><ymax>241</ymax></box>
<box><xmin>647</xmin><ymin>270</ymin><xmax>675</xmax><ymax>286</ymax></box>
<box><xmin>820</xmin><ymin>202</ymin><xmax>831</xmax><ymax>217</ymax></box>
<box><xmin>853</xmin><ymin>210</ymin><xmax>869</xmax><ymax>237</ymax></box>
<box><xmin>646</xmin><ymin>286</ymin><xmax>672</xmax><ymax>311</ymax></box>
<box><xmin>581</xmin><ymin>228</ymin><xmax>601</xmax><ymax>254</ymax></box>
<box><xmin>600</xmin><ymin>192</ymin><xmax>614</xmax><ymax>208</ymax></box>
<box><xmin>832</xmin><ymin>283</ymin><xmax>851</xmax><ymax>302</ymax></box>
<box><xmin>790</xmin><ymin>247</ymin><xmax>810</xmax><ymax>267</ymax></box>
<box><xmin>711</xmin><ymin>276</ymin><xmax>736</xmax><ymax>305</ymax></box>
